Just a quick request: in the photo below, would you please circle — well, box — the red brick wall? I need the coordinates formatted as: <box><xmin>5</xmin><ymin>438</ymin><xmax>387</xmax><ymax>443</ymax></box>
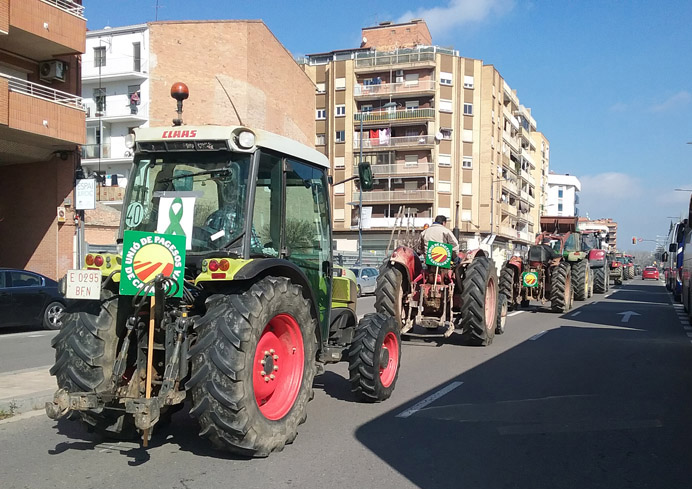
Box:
<box><xmin>9</xmin><ymin>0</ymin><xmax>85</xmax><ymax>54</ymax></box>
<box><xmin>361</xmin><ymin>21</ymin><xmax>432</xmax><ymax>51</ymax></box>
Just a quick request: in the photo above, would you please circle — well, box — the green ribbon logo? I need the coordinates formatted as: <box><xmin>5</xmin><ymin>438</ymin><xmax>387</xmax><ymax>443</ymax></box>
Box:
<box><xmin>164</xmin><ymin>197</ymin><xmax>186</xmax><ymax>236</ymax></box>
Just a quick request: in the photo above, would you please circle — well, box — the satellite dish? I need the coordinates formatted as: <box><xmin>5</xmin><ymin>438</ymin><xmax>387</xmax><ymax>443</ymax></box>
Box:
<box><xmin>435</xmin><ymin>132</ymin><xmax>443</xmax><ymax>141</ymax></box>
<box><xmin>362</xmin><ymin>36</ymin><xmax>367</xmax><ymax>43</ymax></box>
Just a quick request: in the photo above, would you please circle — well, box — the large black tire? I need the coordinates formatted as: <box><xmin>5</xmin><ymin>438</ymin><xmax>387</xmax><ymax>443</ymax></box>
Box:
<box><xmin>348</xmin><ymin>313</ymin><xmax>401</xmax><ymax>402</ymax></box>
<box><xmin>593</xmin><ymin>267</ymin><xmax>607</xmax><ymax>294</ymax></box>
<box><xmin>499</xmin><ymin>266</ymin><xmax>515</xmax><ymax>311</ymax></box>
<box><xmin>188</xmin><ymin>277</ymin><xmax>317</xmax><ymax>457</ymax></box>
<box><xmin>571</xmin><ymin>260</ymin><xmax>589</xmax><ymax>301</ymax></box>
<box><xmin>43</xmin><ymin>301</ymin><xmax>65</xmax><ymax>330</ymax></box>
<box><xmin>459</xmin><ymin>256</ymin><xmax>497</xmax><ymax>346</ymax></box>
<box><xmin>375</xmin><ymin>265</ymin><xmax>407</xmax><ymax>327</ymax></box>
<box><xmin>551</xmin><ymin>262</ymin><xmax>573</xmax><ymax>313</ymax></box>
<box><xmin>495</xmin><ymin>294</ymin><xmax>508</xmax><ymax>335</ymax></box>
<box><xmin>50</xmin><ymin>291</ymin><xmax>134</xmax><ymax>438</ymax></box>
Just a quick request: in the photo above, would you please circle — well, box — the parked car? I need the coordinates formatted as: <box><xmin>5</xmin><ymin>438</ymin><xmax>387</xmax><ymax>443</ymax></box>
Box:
<box><xmin>641</xmin><ymin>266</ymin><xmax>660</xmax><ymax>281</ymax></box>
<box><xmin>349</xmin><ymin>265</ymin><xmax>379</xmax><ymax>296</ymax></box>
<box><xmin>0</xmin><ymin>268</ymin><xmax>66</xmax><ymax>329</ymax></box>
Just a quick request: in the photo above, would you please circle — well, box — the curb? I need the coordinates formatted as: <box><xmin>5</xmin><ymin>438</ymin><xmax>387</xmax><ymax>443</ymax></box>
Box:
<box><xmin>0</xmin><ymin>389</ymin><xmax>55</xmax><ymax>417</ymax></box>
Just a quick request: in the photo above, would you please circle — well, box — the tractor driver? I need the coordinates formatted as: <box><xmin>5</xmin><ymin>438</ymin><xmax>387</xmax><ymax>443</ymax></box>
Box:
<box><xmin>419</xmin><ymin>215</ymin><xmax>460</xmax><ymax>258</ymax></box>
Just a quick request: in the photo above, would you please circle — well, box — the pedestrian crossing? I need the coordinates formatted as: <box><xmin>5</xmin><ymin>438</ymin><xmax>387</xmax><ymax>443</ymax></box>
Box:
<box><xmin>671</xmin><ymin>300</ymin><xmax>692</xmax><ymax>345</ymax></box>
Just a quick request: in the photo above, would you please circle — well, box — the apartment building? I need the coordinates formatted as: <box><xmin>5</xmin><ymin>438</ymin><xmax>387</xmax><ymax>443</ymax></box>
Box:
<box><xmin>582</xmin><ymin>217</ymin><xmax>618</xmax><ymax>250</ymax></box>
<box><xmin>301</xmin><ymin>19</ymin><xmax>547</xmax><ymax>259</ymax></box>
<box><xmin>82</xmin><ymin>24</ymin><xmax>149</xmax><ymax>205</ymax></box>
<box><xmin>546</xmin><ymin>173</ymin><xmax>581</xmax><ymax>216</ymax></box>
<box><xmin>0</xmin><ymin>0</ymin><xmax>86</xmax><ymax>279</ymax></box>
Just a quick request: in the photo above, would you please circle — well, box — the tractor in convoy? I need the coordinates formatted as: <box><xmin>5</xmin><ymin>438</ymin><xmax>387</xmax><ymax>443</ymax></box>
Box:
<box><xmin>608</xmin><ymin>251</ymin><xmax>624</xmax><ymax>285</ymax></box>
<box><xmin>578</xmin><ymin>224</ymin><xmax>610</xmax><ymax>294</ymax></box>
<box><xmin>45</xmin><ymin>84</ymin><xmax>401</xmax><ymax>457</ymax></box>
<box><xmin>498</xmin><ymin>216</ymin><xmax>576</xmax><ymax>313</ymax></box>
<box><xmin>375</xmin><ymin>238</ymin><xmax>506</xmax><ymax>346</ymax></box>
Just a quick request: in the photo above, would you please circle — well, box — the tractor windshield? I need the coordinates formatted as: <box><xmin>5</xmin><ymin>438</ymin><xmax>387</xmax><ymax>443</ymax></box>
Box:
<box><xmin>121</xmin><ymin>151</ymin><xmax>251</xmax><ymax>253</ymax></box>
<box><xmin>563</xmin><ymin>233</ymin><xmax>580</xmax><ymax>252</ymax></box>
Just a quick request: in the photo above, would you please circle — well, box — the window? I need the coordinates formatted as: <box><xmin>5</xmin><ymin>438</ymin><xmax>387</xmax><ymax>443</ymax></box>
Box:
<box><xmin>404</xmin><ymin>73</ymin><xmax>419</xmax><ymax>86</ymax></box>
<box><xmin>440</xmin><ymin>128</ymin><xmax>452</xmax><ymax>140</ymax></box>
<box><xmin>333</xmin><ymin>156</ymin><xmax>345</xmax><ymax>169</ymax></box>
<box><xmin>462</xmin><ymin>157</ymin><xmax>473</xmax><ymax>169</ymax></box>
<box><xmin>316</xmin><ymin>82</ymin><xmax>326</xmax><ymax>93</ymax></box>
<box><xmin>464</xmin><ymin>75</ymin><xmax>474</xmax><ymax>89</ymax></box>
<box><xmin>461</xmin><ymin>183</ymin><xmax>473</xmax><ymax>195</ymax></box>
<box><xmin>440</xmin><ymin>71</ymin><xmax>453</xmax><ymax>85</ymax></box>
<box><xmin>558</xmin><ymin>203</ymin><xmax>563</xmax><ymax>212</ymax></box>
<box><xmin>335</xmin><ymin>77</ymin><xmax>346</xmax><ymax>90</ymax></box>
<box><xmin>335</xmin><ymin>104</ymin><xmax>345</xmax><ymax>117</ymax></box>
<box><xmin>93</xmin><ymin>87</ymin><xmax>106</xmax><ymax>113</ymax></box>
<box><xmin>558</xmin><ymin>189</ymin><xmax>564</xmax><ymax>198</ymax></box>
<box><xmin>94</xmin><ymin>46</ymin><xmax>106</xmax><ymax>67</ymax></box>
<box><xmin>463</xmin><ymin>103</ymin><xmax>473</xmax><ymax>115</ymax></box>
<box><xmin>10</xmin><ymin>271</ymin><xmax>41</xmax><ymax>287</ymax></box>
<box><xmin>405</xmin><ymin>154</ymin><xmax>418</xmax><ymax>166</ymax></box>
<box><xmin>439</xmin><ymin>181</ymin><xmax>451</xmax><ymax>193</ymax></box>
<box><xmin>316</xmin><ymin>109</ymin><xmax>326</xmax><ymax>120</ymax></box>
<box><xmin>133</xmin><ymin>42</ymin><xmax>141</xmax><ymax>72</ymax></box>
<box><xmin>439</xmin><ymin>99</ymin><xmax>452</xmax><ymax>113</ymax></box>
<box><xmin>439</xmin><ymin>154</ymin><xmax>451</xmax><ymax>166</ymax></box>
<box><xmin>405</xmin><ymin>100</ymin><xmax>419</xmax><ymax>110</ymax></box>
<box><xmin>316</xmin><ymin>134</ymin><xmax>325</xmax><ymax>145</ymax></box>
<box><xmin>361</xmin><ymin>104</ymin><xmax>373</xmax><ymax>113</ymax></box>
<box><xmin>335</xmin><ymin>130</ymin><xmax>345</xmax><ymax>143</ymax></box>
<box><xmin>334</xmin><ymin>208</ymin><xmax>345</xmax><ymax>221</ymax></box>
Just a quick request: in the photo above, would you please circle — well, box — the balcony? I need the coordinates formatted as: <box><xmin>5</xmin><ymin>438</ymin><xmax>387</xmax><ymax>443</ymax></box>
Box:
<box><xmin>500</xmin><ymin>202</ymin><xmax>517</xmax><ymax>216</ymax></box>
<box><xmin>85</xmin><ymin>101</ymin><xmax>148</xmax><ymax>123</ymax></box>
<box><xmin>352</xmin><ymin>216</ymin><xmax>431</xmax><ymax>230</ymax></box>
<box><xmin>503</xmin><ymin>130</ymin><xmax>520</xmax><ymax>153</ymax></box>
<box><xmin>353</xmin><ymin>46</ymin><xmax>455</xmax><ymax>71</ymax></box>
<box><xmin>517</xmin><ymin>230</ymin><xmax>530</xmax><ymax>243</ymax></box>
<box><xmin>353</xmin><ymin>189</ymin><xmax>435</xmax><ymax>203</ymax></box>
<box><xmin>354</xmin><ymin>162</ymin><xmax>434</xmax><ymax>176</ymax></box>
<box><xmin>354</xmin><ymin>134</ymin><xmax>435</xmax><ymax>150</ymax></box>
<box><xmin>0</xmin><ymin>0</ymin><xmax>86</xmax><ymax>59</ymax></box>
<box><xmin>81</xmin><ymin>142</ymin><xmax>133</xmax><ymax>164</ymax></box>
<box><xmin>0</xmin><ymin>74</ymin><xmax>85</xmax><ymax>164</ymax></box>
<box><xmin>520</xmin><ymin>147</ymin><xmax>535</xmax><ymax>168</ymax></box>
<box><xmin>501</xmin><ymin>178</ymin><xmax>518</xmax><ymax>196</ymax></box>
<box><xmin>354</xmin><ymin>80</ymin><xmax>435</xmax><ymax>99</ymax></box>
<box><xmin>518</xmin><ymin>126</ymin><xmax>535</xmax><ymax>149</ymax></box>
<box><xmin>500</xmin><ymin>226</ymin><xmax>519</xmax><ymax>239</ymax></box>
<box><xmin>355</xmin><ymin>108</ymin><xmax>435</xmax><ymax>126</ymax></box>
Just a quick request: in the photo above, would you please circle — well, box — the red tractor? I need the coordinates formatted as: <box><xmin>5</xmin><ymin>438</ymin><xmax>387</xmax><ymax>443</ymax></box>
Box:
<box><xmin>375</xmin><ymin>243</ymin><xmax>505</xmax><ymax>346</ymax></box>
<box><xmin>579</xmin><ymin>226</ymin><xmax>610</xmax><ymax>294</ymax></box>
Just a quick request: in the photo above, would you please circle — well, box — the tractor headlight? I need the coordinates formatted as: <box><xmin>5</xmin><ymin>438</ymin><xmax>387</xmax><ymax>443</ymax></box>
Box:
<box><xmin>237</xmin><ymin>130</ymin><xmax>255</xmax><ymax>149</ymax></box>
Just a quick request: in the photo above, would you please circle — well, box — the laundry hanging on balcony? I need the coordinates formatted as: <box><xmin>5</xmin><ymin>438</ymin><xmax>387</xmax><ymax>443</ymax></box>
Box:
<box><xmin>378</xmin><ymin>128</ymin><xmax>390</xmax><ymax>145</ymax></box>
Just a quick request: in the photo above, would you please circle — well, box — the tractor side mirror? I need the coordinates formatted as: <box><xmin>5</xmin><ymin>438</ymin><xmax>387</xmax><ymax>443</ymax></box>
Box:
<box><xmin>669</xmin><ymin>243</ymin><xmax>677</xmax><ymax>252</ymax></box>
<box><xmin>661</xmin><ymin>252</ymin><xmax>669</xmax><ymax>263</ymax></box>
<box><xmin>358</xmin><ymin>162</ymin><xmax>373</xmax><ymax>191</ymax></box>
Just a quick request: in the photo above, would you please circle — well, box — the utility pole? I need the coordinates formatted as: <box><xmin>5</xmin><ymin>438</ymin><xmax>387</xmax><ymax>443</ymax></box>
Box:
<box><xmin>358</xmin><ymin>116</ymin><xmax>363</xmax><ymax>265</ymax></box>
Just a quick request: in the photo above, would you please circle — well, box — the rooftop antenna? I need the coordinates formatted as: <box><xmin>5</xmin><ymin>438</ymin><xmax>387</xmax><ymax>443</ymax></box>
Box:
<box><xmin>155</xmin><ymin>0</ymin><xmax>161</xmax><ymax>21</ymax></box>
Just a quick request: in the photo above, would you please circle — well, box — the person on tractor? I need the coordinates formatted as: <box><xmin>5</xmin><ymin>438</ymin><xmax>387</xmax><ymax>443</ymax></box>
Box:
<box><xmin>419</xmin><ymin>215</ymin><xmax>459</xmax><ymax>256</ymax></box>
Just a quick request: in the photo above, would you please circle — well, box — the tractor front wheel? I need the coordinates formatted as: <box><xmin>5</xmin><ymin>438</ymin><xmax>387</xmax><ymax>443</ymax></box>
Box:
<box><xmin>459</xmin><ymin>256</ymin><xmax>497</xmax><ymax>346</ymax></box>
<box><xmin>348</xmin><ymin>313</ymin><xmax>401</xmax><ymax>402</ymax></box>
<box><xmin>593</xmin><ymin>267</ymin><xmax>607</xmax><ymax>294</ymax></box>
<box><xmin>188</xmin><ymin>277</ymin><xmax>317</xmax><ymax>457</ymax></box>
<box><xmin>375</xmin><ymin>265</ymin><xmax>408</xmax><ymax>328</ymax></box>
<box><xmin>572</xmin><ymin>260</ymin><xmax>589</xmax><ymax>301</ymax></box>
<box><xmin>551</xmin><ymin>262</ymin><xmax>573</xmax><ymax>313</ymax></box>
<box><xmin>499</xmin><ymin>266</ymin><xmax>515</xmax><ymax>311</ymax></box>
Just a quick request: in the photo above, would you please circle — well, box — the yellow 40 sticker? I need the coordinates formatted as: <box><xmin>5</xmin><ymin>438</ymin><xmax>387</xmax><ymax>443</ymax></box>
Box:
<box><xmin>522</xmin><ymin>271</ymin><xmax>539</xmax><ymax>288</ymax></box>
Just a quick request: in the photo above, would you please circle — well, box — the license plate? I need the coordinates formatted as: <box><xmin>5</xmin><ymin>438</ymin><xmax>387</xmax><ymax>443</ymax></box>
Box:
<box><xmin>65</xmin><ymin>269</ymin><xmax>102</xmax><ymax>300</ymax></box>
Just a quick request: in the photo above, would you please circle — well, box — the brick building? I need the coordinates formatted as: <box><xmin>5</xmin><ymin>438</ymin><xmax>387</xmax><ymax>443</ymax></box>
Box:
<box><xmin>0</xmin><ymin>0</ymin><xmax>86</xmax><ymax>279</ymax></box>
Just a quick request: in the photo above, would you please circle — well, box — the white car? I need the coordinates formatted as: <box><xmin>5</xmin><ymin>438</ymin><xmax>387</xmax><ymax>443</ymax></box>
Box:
<box><xmin>349</xmin><ymin>266</ymin><xmax>379</xmax><ymax>296</ymax></box>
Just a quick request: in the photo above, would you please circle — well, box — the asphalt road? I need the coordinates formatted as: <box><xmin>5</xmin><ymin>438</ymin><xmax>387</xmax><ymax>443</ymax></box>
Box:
<box><xmin>1</xmin><ymin>280</ymin><xmax>691</xmax><ymax>489</ymax></box>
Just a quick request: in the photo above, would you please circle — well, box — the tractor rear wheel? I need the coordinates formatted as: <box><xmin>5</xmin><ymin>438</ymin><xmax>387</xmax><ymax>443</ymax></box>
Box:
<box><xmin>572</xmin><ymin>260</ymin><xmax>589</xmax><ymax>301</ymax></box>
<box><xmin>188</xmin><ymin>277</ymin><xmax>317</xmax><ymax>457</ymax></box>
<box><xmin>459</xmin><ymin>256</ymin><xmax>497</xmax><ymax>346</ymax></box>
<box><xmin>593</xmin><ymin>267</ymin><xmax>607</xmax><ymax>294</ymax></box>
<box><xmin>348</xmin><ymin>313</ymin><xmax>401</xmax><ymax>402</ymax></box>
<box><xmin>495</xmin><ymin>294</ymin><xmax>508</xmax><ymax>335</ymax></box>
<box><xmin>50</xmin><ymin>291</ymin><xmax>135</xmax><ymax>439</ymax></box>
<box><xmin>375</xmin><ymin>265</ymin><xmax>408</xmax><ymax>327</ymax></box>
<box><xmin>499</xmin><ymin>266</ymin><xmax>515</xmax><ymax>311</ymax></box>
<box><xmin>551</xmin><ymin>262</ymin><xmax>573</xmax><ymax>313</ymax></box>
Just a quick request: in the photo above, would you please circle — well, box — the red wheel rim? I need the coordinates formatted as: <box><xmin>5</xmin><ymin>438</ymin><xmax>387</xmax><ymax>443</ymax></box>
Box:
<box><xmin>379</xmin><ymin>331</ymin><xmax>399</xmax><ymax>388</ymax></box>
<box><xmin>253</xmin><ymin>313</ymin><xmax>304</xmax><ymax>421</ymax></box>
<box><xmin>485</xmin><ymin>276</ymin><xmax>497</xmax><ymax>330</ymax></box>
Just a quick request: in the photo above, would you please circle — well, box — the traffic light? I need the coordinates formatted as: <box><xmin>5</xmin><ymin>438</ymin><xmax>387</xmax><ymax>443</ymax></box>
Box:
<box><xmin>632</xmin><ymin>237</ymin><xmax>637</xmax><ymax>244</ymax></box>
<box><xmin>358</xmin><ymin>162</ymin><xmax>373</xmax><ymax>191</ymax></box>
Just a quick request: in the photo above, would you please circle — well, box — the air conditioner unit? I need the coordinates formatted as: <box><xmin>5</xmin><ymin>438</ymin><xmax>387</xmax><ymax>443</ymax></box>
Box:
<box><xmin>39</xmin><ymin>60</ymin><xmax>66</xmax><ymax>83</ymax></box>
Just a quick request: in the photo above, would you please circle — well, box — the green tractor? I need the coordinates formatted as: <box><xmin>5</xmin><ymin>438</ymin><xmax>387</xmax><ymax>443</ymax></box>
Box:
<box><xmin>46</xmin><ymin>84</ymin><xmax>400</xmax><ymax>457</ymax></box>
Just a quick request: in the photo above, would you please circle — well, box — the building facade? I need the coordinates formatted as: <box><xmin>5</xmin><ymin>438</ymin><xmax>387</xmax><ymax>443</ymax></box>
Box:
<box><xmin>546</xmin><ymin>173</ymin><xmax>581</xmax><ymax>217</ymax></box>
<box><xmin>0</xmin><ymin>0</ymin><xmax>86</xmax><ymax>279</ymax></box>
<box><xmin>301</xmin><ymin>20</ymin><xmax>548</xmax><ymax>261</ymax></box>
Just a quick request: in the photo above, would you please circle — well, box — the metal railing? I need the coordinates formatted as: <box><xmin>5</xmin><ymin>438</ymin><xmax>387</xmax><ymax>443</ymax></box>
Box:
<box><xmin>354</xmin><ymin>46</ymin><xmax>456</xmax><ymax>68</ymax></box>
<box><xmin>2</xmin><ymin>74</ymin><xmax>83</xmax><ymax>109</ymax></box>
<box><xmin>85</xmin><ymin>101</ymin><xmax>148</xmax><ymax>119</ymax></box>
<box><xmin>354</xmin><ymin>80</ymin><xmax>436</xmax><ymax>96</ymax></box>
<box><xmin>354</xmin><ymin>134</ymin><xmax>435</xmax><ymax>149</ymax></box>
<box><xmin>500</xmin><ymin>202</ymin><xmax>517</xmax><ymax>216</ymax></box>
<box><xmin>81</xmin><ymin>143</ymin><xmax>111</xmax><ymax>159</ymax></box>
<box><xmin>355</xmin><ymin>108</ymin><xmax>435</xmax><ymax>123</ymax></box>
<box><xmin>40</xmin><ymin>0</ymin><xmax>86</xmax><ymax>18</ymax></box>
<box><xmin>353</xmin><ymin>163</ymin><xmax>434</xmax><ymax>175</ymax></box>
<box><xmin>353</xmin><ymin>189</ymin><xmax>435</xmax><ymax>202</ymax></box>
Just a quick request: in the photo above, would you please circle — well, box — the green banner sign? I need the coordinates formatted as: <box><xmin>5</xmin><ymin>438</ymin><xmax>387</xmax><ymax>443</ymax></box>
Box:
<box><xmin>120</xmin><ymin>230</ymin><xmax>186</xmax><ymax>297</ymax></box>
<box><xmin>425</xmin><ymin>241</ymin><xmax>453</xmax><ymax>269</ymax></box>
<box><xmin>522</xmin><ymin>271</ymin><xmax>539</xmax><ymax>288</ymax></box>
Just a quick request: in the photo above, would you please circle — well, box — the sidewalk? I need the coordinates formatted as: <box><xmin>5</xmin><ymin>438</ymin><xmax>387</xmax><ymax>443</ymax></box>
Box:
<box><xmin>0</xmin><ymin>366</ymin><xmax>55</xmax><ymax>415</ymax></box>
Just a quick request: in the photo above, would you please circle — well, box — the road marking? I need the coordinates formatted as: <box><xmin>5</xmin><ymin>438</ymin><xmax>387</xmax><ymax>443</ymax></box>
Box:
<box><xmin>26</xmin><ymin>334</ymin><xmax>45</xmax><ymax>338</ymax></box>
<box><xmin>529</xmin><ymin>331</ymin><xmax>548</xmax><ymax>341</ymax></box>
<box><xmin>571</xmin><ymin>311</ymin><xmax>582</xmax><ymax>317</ymax></box>
<box><xmin>507</xmin><ymin>311</ymin><xmax>524</xmax><ymax>317</ymax></box>
<box><xmin>686</xmin><ymin>332</ymin><xmax>692</xmax><ymax>338</ymax></box>
<box><xmin>396</xmin><ymin>381</ymin><xmax>463</xmax><ymax>418</ymax></box>
<box><xmin>618</xmin><ymin>311</ymin><xmax>641</xmax><ymax>323</ymax></box>
<box><xmin>683</xmin><ymin>326</ymin><xmax>692</xmax><ymax>331</ymax></box>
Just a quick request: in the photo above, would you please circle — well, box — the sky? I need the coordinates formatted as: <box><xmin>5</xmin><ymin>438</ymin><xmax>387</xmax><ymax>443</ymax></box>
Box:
<box><xmin>83</xmin><ymin>0</ymin><xmax>692</xmax><ymax>252</ymax></box>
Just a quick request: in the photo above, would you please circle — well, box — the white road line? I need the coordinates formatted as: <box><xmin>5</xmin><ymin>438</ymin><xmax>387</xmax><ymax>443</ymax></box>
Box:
<box><xmin>507</xmin><ymin>311</ymin><xmax>524</xmax><ymax>317</ymax></box>
<box><xmin>26</xmin><ymin>334</ymin><xmax>45</xmax><ymax>338</ymax></box>
<box><xmin>571</xmin><ymin>311</ymin><xmax>582</xmax><ymax>317</ymax></box>
<box><xmin>396</xmin><ymin>381</ymin><xmax>463</xmax><ymax>418</ymax></box>
<box><xmin>686</xmin><ymin>332</ymin><xmax>692</xmax><ymax>338</ymax></box>
<box><xmin>683</xmin><ymin>326</ymin><xmax>692</xmax><ymax>331</ymax></box>
<box><xmin>529</xmin><ymin>331</ymin><xmax>548</xmax><ymax>341</ymax></box>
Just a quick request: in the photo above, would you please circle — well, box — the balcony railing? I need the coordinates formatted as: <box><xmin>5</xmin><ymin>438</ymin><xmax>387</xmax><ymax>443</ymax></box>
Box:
<box><xmin>500</xmin><ymin>202</ymin><xmax>517</xmax><ymax>216</ymax></box>
<box><xmin>503</xmin><ymin>130</ymin><xmax>520</xmax><ymax>152</ymax></box>
<box><xmin>354</xmin><ymin>46</ymin><xmax>456</xmax><ymax>68</ymax></box>
<box><xmin>353</xmin><ymin>189</ymin><xmax>435</xmax><ymax>203</ymax></box>
<box><xmin>355</xmin><ymin>108</ymin><xmax>435</xmax><ymax>124</ymax></box>
<box><xmin>354</xmin><ymin>134</ymin><xmax>435</xmax><ymax>150</ymax></box>
<box><xmin>81</xmin><ymin>143</ymin><xmax>111</xmax><ymax>159</ymax></box>
<box><xmin>85</xmin><ymin>101</ymin><xmax>148</xmax><ymax>119</ymax></box>
<box><xmin>520</xmin><ymin>169</ymin><xmax>536</xmax><ymax>186</ymax></box>
<box><xmin>2</xmin><ymin>74</ymin><xmax>83</xmax><ymax>110</ymax></box>
<box><xmin>352</xmin><ymin>216</ymin><xmax>432</xmax><ymax>229</ymax></box>
<box><xmin>354</xmin><ymin>80</ymin><xmax>436</xmax><ymax>97</ymax></box>
<box><xmin>501</xmin><ymin>179</ymin><xmax>518</xmax><ymax>195</ymax></box>
<box><xmin>500</xmin><ymin>226</ymin><xmax>519</xmax><ymax>239</ymax></box>
<box><xmin>354</xmin><ymin>163</ymin><xmax>434</xmax><ymax>176</ymax></box>
<box><xmin>41</xmin><ymin>0</ymin><xmax>86</xmax><ymax>18</ymax></box>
